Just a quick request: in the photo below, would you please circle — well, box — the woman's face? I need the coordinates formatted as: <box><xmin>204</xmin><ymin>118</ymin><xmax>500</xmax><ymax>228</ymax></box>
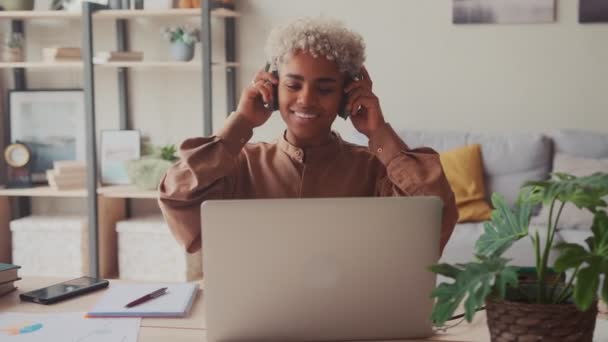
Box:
<box><xmin>278</xmin><ymin>51</ymin><xmax>346</xmax><ymax>146</ymax></box>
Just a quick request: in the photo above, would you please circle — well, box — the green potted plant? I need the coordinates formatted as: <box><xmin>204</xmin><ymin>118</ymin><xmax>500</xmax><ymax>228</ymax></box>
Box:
<box><xmin>430</xmin><ymin>172</ymin><xmax>608</xmax><ymax>341</ymax></box>
<box><xmin>126</xmin><ymin>144</ymin><xmax>178</xmax><ymax>191</ymax></box>
<box><xmin>161</xmin><ymin>26</ymin><xmax>201</xmax><ymax>62</ymax></box>
<box><xmin>2</xmin><ymin>32</ymin><xmax>24</xmax><ymax>62</ymax></box>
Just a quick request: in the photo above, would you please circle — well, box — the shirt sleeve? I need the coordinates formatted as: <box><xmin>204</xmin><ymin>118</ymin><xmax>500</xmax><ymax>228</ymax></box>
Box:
<box><xmin>370</xmin><ymin>123</ymin><xmax>459</xmax><ymax>255</ymax></box>
<box><xmin>158</xmin><ymin>113</ymin><xmax>253</xmax><ymax>253</ymax></box>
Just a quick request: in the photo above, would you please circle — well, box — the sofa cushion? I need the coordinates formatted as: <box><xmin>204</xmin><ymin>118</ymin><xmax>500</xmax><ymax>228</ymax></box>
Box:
<box><xmin>439</xmin><ymin>144</ymin><xmax>492</xmax><ymax>222</ymax></box>
<box><xmin>558</xmin><ymin>229</ymin><xmax>593</xmax><ymax>246</ymax></box>
<box><xmin>551</xmin><ymin>130</ymin><xmax>608</xmax><ymax>159</ymax></box>
<box><xmin>467</xmin><ymin>133</ymin><xmax>552</xmax><ymax>207</ymax></box>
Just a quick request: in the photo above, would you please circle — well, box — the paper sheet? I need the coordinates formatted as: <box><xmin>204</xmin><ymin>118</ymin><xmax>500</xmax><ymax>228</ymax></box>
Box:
<box><xmin>0</xmin><ymin>312</ymin><xmax>140</xmax><ymax>342</ymax></box>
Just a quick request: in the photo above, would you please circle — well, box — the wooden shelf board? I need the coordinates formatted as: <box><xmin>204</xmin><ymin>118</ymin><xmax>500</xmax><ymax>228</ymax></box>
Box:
<box><xmin>0</xmin><ymin>62</ymin><xmax>82</xmax><ymax>69</ymax></box>
<box><xmin>97</xmin><ymin>185</ymin><xmax>158</xmax><ymax>199</ymax></box>
<box><xmin>95</xmin><ymin>8</ymin><xmax>240</xmax><ymax>19</ymax></box>
<box><xmin>0</xmin><ymin>11</ymin><xmax>81</xmax><ymax>19</ymax></box>
<box><xmin>94</xmin><ymin>61</ymin><xmax>239</xmax><ymax>68</ymax></box>
<box><xmin>0</xmin><ymin>8</ymin><xmax>239</xmax><ymax>20</ymax></box>
<box><xmin>0</xmin><ymin>186</ymin><xmax>86</xmax><ymax>197</ymax></box>
<box><xmin>0</xmin><ymin>61</ymin><xmax>239</xmax><ymax>69</ymax></box>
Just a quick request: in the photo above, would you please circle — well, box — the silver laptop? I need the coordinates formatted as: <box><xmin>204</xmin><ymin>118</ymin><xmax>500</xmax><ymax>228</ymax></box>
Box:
<box><xmin>202</xmin><ymin>196</ymin><xmax>443</xmax><ymax>342</ymax></box>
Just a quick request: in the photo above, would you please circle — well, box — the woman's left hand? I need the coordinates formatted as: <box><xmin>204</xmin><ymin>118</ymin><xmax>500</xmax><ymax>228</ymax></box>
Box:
<box><xmin>345</xmin><ymin>66</ymin><xmax>386</xmax><ymax>138</ymax></box>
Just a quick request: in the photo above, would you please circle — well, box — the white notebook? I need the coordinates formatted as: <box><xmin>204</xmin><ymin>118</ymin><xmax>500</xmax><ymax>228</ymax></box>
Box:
<box><xmin>87</xmin><ymin>283</ymin><xmax>199</xmax><ymax>317</ymax></box>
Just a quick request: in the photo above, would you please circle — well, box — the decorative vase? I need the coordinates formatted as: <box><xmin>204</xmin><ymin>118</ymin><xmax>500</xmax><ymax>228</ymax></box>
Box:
<box><xmin>485</xmin><ymin>298</ymin><xmax>598</xmax><ymax>342</ymax></box>
<box><xmin>3</xmin><ymin>47</ymin><xmax>23</xmax><ymax>62</ymax></box>
<box><xmin>170</xmin><ymin>41</ymin><xmax>195</xmax><ymax>62</ymax></box>
<box><xmin>0</xmin><ymin>0</ymin><xmax>34</xmax><ymax>11</ymax></box>
<box><xmin>126</xmin><ymin>158</ymin><xmax>172</xmax><ymax>191</ymax></box>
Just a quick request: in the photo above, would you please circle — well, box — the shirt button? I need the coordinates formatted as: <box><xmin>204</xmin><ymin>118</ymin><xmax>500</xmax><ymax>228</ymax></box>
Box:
<box><xmin>295</xmin><ymin>150</ymin><xmax>302</xmax><ymax>156</ymax></box>
<box><xmin>377</xmin><ymin>147</ymin><xmax>383</xmax><ymax>153</ymax></box>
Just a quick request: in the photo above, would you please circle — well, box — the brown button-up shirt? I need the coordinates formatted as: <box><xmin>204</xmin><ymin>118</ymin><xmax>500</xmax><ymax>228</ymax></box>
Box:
<box><xmin>158</xmin><ymin>113</ymin><xmax>458</xmax><ymax>254</ymax></box>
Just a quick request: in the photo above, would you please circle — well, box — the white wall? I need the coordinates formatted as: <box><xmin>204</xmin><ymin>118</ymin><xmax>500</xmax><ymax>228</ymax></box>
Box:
<box><xmin>235</xmin><ymin>0</ymin><xmax>608</xmax><ymax>143</ymax></box>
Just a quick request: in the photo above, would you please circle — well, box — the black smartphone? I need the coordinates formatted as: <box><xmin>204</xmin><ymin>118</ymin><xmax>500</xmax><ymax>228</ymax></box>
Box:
<box><xmin>20</xmin><ymin>276</ymin><xmax>109</xmax><ymax>305</ymax></box>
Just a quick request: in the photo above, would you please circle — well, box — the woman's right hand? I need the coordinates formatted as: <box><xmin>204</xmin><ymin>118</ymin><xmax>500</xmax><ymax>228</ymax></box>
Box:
<box><xmin>235</xmin><ymin>67</ymin><xmax>278</xmax><ymax>128</ymax></box>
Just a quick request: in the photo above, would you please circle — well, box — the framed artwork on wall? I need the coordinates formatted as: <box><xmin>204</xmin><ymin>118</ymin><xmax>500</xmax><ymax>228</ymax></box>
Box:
<box><xmin>8</xmin><ymin>89</ymin><xmax>86</xmax><ymax>183</ymax></box>
<box><xmin>579</xmin><ymin>0</ymin><xmax>608</xmax><ymax>23</ymax></box>
<box><xmin>453</xmin><ymin>0</ymin><xmax>556</xmax><ymax>24</ymax></box>
<box><xmin>100</xmin><ymin>130</ymin><xmax>141</xmax><ymax>185</ymax></box>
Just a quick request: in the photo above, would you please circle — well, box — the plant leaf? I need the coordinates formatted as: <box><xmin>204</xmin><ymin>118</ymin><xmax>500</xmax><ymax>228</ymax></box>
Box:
<box><xmin>553</xmin><ymin>243</ymin><xmax>589</xmax><ymax>272</ymax></box>
<box><xmin>429</xmin><ymin>264</ymin><xmax>461</xmax><ymax>279</ymax></box>
<box><xmin>495</xmin><ymin>266</ymin><xmax>519</xmax><ymax>299</ymax></box>
<box><xmin>430</xmin><ymin>257</ymin><xmax>515</xmax><ymax>326</ymax></box>
<box><xmin>524</xmin><ymin>172</ymin><xmax>608</xmax><ymax>213</ymax></box>
<box><xmin>475</xmin><ymin>193</ymin><xmax>531</xmax><ymax>258</ymax></box>
<box><xmin>574</xmin><ymin>260</ymin><xmax>601</xmax><ymax>311</ymax></box>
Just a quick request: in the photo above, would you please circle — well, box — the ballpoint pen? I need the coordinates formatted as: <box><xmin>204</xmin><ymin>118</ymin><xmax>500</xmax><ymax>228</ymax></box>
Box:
<box><xmin>124</xmin><ymin>287</ymin><xmax>168</xmax><ymax>308</ymax></box>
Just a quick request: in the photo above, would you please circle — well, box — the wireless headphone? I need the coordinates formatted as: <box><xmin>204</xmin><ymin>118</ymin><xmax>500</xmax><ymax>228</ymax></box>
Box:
<box><xmin>263</xmin><ymin>62</ymin><xmax>353</xmax><ymax>119</ymax></box>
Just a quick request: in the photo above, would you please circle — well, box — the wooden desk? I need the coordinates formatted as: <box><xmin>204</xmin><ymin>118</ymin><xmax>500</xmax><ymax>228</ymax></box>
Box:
<box><xmin>3</xmin><ymin>277</ymin><xmax>608</xmax><ymax>341</ymax></box>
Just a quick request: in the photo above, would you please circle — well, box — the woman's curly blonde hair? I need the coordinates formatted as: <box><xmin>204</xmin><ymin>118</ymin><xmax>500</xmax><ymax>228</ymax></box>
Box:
<box><xmin>264</xmin><ymin>17</ymin><xmax>366</xmax><ymax>77</ymax></box>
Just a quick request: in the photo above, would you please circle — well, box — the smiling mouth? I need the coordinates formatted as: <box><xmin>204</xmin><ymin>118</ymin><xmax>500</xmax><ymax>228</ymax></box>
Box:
<box><xmin>293</xmin><ymin>111</ymin><xmax>319</xmax><ymax>120</ymax></box>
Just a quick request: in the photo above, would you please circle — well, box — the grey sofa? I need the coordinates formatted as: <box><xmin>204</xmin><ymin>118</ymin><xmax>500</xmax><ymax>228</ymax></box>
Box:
<box><xmin>352</xmin><ymin>129</ymin><xmax>608</xmax><ymax>267</ymax></box>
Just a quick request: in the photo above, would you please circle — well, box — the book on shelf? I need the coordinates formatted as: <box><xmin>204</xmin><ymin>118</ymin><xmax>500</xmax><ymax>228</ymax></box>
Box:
<box><xmin>93</xmin><ymin>51</ymin><xmax>144</xmax><ymax>64</ymax></box>
<box><xmin>53</xmin><ymin>160</ymin><xmax>86</xmax><ymax>174</ymax></box>
<box><xmin>0</xmin><ymin>263</ymin><xmax>21</xmax><ymax>297</ymax></box>
<box><xmin>47</xmin><ymin>170</ymin><xmax>86</xmax><ymax>190</ymax></box>
<box><xmin>42</xmin><ymin>47</ymin><xmax>82</xmax><ymax>62</ymax></box>
<box><xmin>47</xmin><ymin>161</ymin><xmax>87</xmax><ymax>190</ymax></box>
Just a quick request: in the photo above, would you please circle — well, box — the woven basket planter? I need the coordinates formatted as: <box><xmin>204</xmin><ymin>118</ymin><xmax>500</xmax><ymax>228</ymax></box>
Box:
<box><xmin>485</xmin><ymin>298</ymin><xmax>597</xmax><ymax>342</ymax></box>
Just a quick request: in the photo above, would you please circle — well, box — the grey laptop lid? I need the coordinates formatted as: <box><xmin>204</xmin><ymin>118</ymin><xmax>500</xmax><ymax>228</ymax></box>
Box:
<box><xmin>202</xmin><ymin>196</ymin><xmax>442</xmax><ymax>342</ymax></box>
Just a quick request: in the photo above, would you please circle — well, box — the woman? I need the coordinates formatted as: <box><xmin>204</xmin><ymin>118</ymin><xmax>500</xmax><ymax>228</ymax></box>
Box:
<box><xmin>158</xmin><ymin>17</ymin><xmax>458</xmax><ymax>254</ymax></box>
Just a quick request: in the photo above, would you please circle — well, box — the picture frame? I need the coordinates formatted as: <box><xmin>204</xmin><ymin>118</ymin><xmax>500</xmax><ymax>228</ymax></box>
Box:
<box><xmin>100</xmin><ymin>130</ymin><xmax>141</xmax><ymax>185</ymax></box>
<box><xmin>579</xmin><ymin>0</ymin><xmax>608</xmax><ymax>23</ymax></box>
<box><xmin>8</xmin><ymin>89</ymin><xmax>86</xmax><ymax>183</ymax></box>
<box><xmin>453</xmin><ymin>0</ymin><xmax>556</xmax><ymax>24</ymax></box>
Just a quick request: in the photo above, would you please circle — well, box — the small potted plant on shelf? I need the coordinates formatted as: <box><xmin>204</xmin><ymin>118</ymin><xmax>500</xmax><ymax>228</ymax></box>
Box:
<box><xmin>2</xmin><ymin>32</ymin><xmax>25</xmax><ymax>62</ymax></box>
<box><xmin>161</xmin><ymin>26</ymin><xmax>200</xmax><ymax>62</ymax></box>
<box><xmin>430</xmin><ymin>172</ymin><xmax>608</xmax><ymax>341</ymax></box>
<box><xmin>126</xmin><ymin>143</ymin><xmax>179</xmax><ymax>191</ymax></box>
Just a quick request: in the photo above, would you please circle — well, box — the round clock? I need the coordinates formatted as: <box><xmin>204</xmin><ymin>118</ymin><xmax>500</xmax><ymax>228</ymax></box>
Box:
<box><xmin>4</xmin><ymin>142</ymin><xmax>31</xmax><ymax>168</ymax></box>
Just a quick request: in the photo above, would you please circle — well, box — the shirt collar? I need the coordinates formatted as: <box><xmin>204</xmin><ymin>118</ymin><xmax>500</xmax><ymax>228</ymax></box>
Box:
<box><xmin>277</xmin><ymin>131</ymin><xmax>342</xmax><ymax>163</ymax></box>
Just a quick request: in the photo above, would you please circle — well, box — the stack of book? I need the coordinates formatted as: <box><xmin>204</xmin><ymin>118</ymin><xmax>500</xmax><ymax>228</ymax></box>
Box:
<box><xmin>0</xmin><ymin>263</ymin><xmax>21</xmax><ymax>297</ymax></box>
<box><xmin>47</xmin><ymin>160</ymin><xmax>87</xmax><ymax>190</ymax></box>
<box><xmin>93</xmin><ymin>51</ymin><xmax>144</xmax><ymax>64</ymax></box>
<box><xmin>42</xmin><ymin>47</ymin><xmax>82</xmax><ymax>62</ymax></box>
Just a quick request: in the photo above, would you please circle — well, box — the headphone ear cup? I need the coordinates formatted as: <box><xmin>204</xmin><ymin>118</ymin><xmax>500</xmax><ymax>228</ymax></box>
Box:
<box><xmin>338</xmin><ymin>94</ymin><xmax>348</xmax><ymax>116</ymax></box>
<box><xmin>272</xmin><ymin>71</ymin><xmax>279</xmax><ymax>111</ymax></box>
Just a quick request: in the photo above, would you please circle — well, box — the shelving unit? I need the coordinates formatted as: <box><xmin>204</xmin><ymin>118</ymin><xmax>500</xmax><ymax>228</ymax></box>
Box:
<box><xmin>0</xmin><ymin>1</ymin><xmax>238</xmax><ymax>278</ymax></box>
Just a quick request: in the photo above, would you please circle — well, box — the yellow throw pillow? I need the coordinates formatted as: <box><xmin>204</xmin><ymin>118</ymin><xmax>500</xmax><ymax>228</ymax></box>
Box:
<box><xmin>439</xmin><ymin>144</ymin><xmax>492</xmax><ymax>223</ymax></box>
